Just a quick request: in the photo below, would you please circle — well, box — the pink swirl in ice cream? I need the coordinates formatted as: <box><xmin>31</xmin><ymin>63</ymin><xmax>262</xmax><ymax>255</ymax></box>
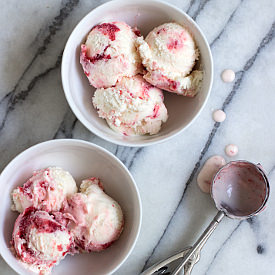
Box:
<box><xmin>137</xmin><ymin>22</ymin><xmax>203</xmax><ymax>96</ymax></box>
<box><xmin>12</xmin><ymin>207</ymin><xmax>74</xmax><ymax>274</ymax></box>
<box><xmin>11</xmin><ymin>167</ymin><xmax>77</xmax><ymax>213</ymax></box>
<box><xmin>63</xmin><ymin>178</ymin><xmax>123</xmax><ymax>252</ymax></box>
<box><xmin>80</xmin><ymin>21</ymin><xmax>142</xmax><ymax>88</ymax></box>
<box><xmin>92</xmin><ymin>75</ymin><xmax>168</xmax><ymax>136</ymax></box>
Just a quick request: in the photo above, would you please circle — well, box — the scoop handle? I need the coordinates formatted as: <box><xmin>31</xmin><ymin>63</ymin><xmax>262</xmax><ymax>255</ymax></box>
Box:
<box><xmin>171</xmin><ymin>211</ymin><xmax>225</xmax><ymax>275</ymax></box>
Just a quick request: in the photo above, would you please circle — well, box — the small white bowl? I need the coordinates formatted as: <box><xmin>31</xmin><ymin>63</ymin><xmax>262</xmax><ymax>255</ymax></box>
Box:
<box><xmin>0</xmin><ymin>139</ymin><xmax>141</xmax><ymax>275</ymax></box>
<box><xmin>62</xmin><ymin>0</ymin><xmax>213</xmax><ymax>147</ymax></box>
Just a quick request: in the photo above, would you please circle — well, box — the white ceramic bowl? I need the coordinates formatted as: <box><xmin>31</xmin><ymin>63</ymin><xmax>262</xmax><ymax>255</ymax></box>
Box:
<box><xmin>62</xmin><ymin>0</ymin><xmax>213</xmax><ymax>147</ymax></box>
<box><xmin>0</xmin><ymin>139</ymin><xmax>141</xmax><ymax>275</ymax></box>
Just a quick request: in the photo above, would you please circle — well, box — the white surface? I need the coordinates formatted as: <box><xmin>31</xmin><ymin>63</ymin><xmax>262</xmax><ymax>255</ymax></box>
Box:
<box><xmin>61</xmin><ymin>0</ymin><xmax>213</xmax><ymax>146</ymax></box>
<box><xmin>0</xmin><ymin>0</ymin><xmax>275</xmax><ymax>274</ymax></box>
<box><xmin>0</xmin><ymin>140</ymin><xmax>141</xmax><ymax>275</ymax></box>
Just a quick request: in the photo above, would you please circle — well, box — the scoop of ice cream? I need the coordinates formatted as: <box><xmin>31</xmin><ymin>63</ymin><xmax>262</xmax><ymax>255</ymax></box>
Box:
<box><xmin>63</xmin><ymin>178</ymin><xmax>123</xmax><ymax>252</ymax></box>
<box><xmin>137</xmin><ymin>22</ymin><xmax>203</xmax><ymax>96</ymax></box>
<box><xmin>92</xmin><ymin>75</ymin><xmax>168</xmax><ymax>136</ymax></box>
<box><xmin>11</xmin><ymin>167</ymin><xmax>77</xmax><ymax>213</ymax></box>
<box><xmin>12</xmin><ymin>207</ymin><xmax>74</xmax><ymax>274</ymax></box>
<box><xmin>80</xmin><ymin>21</ymin><xmax>142</xmax><ymax>88</ymax></box>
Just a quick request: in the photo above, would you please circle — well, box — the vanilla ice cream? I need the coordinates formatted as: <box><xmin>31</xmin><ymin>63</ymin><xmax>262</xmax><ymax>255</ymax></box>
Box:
<box><xmin>11</xmin><ymin>167</ymin><xmax>77</xmax><ymax>213</ymax></box>
<box><xmin>63</xmin><ymin>178</ymin><xmax>123</xmax><ymax>252</ymax></box>
<box><xmin>80</xmin><ymin>21</ymin><xmax>142</xmax><ymax>88</ymax></box>
<box><xmin>92</xmin><ymin>75</ymin><xmax>168</xmax><ymax>136</ymax></box>
<box><xmin>137</xmin><ymin>22</ymin><xmax>203</xmax><ymax>96</ymax></box>
<box><xmin>12</xmin><ymin>207</ymin><xmax>74</xmax><ymax>274</ymax></box>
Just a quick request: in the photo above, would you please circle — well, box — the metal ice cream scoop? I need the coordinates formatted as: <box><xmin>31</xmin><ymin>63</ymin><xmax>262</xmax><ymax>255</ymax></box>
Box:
<box><xmin>141</xmin><ymin>160</ymin><xmax>270</xmax><ymax>275</ymax></box>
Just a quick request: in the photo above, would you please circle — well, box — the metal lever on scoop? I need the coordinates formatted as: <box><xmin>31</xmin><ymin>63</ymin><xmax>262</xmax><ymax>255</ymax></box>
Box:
<box><xmin>183</xmin><ymin>231</ymin><xmax>212</xmax><ymax>275</ymax></box>
<box><xmin>140</xmin><ymin>241</ymin><xmax>206</xmax><ymax>275</ymax></box>
<box><xmin>141</xmin><ymin>212</ymin><xmax>223</xmax><ymax>275</ymax></box>
<box><xmin>171</xmin><ymin>211</ymin><xmax>225</xmax><ymax>275</ymax></box>
<box><xmin>143</xmin><ymin>161</ymin><xmax>269</xmax><ymax>275</ymax></box>
<box><xmin>140</xmin><ymin>246</ymin><xmax>191</xmax><ymax>275</ymax></box>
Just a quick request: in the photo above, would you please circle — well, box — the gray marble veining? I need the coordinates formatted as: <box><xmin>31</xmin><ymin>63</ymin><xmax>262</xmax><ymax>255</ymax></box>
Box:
<box><xmin>1</xmin><ymin>0</ymin><xmax>275</xmax><ymax>274</ymax></box>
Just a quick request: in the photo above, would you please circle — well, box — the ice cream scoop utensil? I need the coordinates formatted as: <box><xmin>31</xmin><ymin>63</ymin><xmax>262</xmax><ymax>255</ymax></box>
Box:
<box><xmin>142</xmin><ymin>161</ymin><xmax>269</xmax><ymax>275</ymax></box>
<box><xmin>171</xmin><ymin>161</ymin><xmax>269</xmax><ymax>275</ymax></box>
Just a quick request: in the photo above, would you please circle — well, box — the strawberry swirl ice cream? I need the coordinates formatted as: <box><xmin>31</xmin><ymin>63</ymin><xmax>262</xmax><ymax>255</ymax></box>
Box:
<box><xmin>12</xmin><ymin>207</ymin><xmax>74</xmax><ymax>274</ymax></box>
<box><xmin>63</xmin><ymin>178</ymin><xmax>124</xmax><ymax>252</ymax></box>
<box><xmin>10</xmin><ymin>168</ymin><xmax>126</xmax><ymax>274</ymax></box>
<box><xmin>92</xmin><ymin>75</ymin><xmax>168</xmax><ymax>136</ymax></box>
<box><xmin>137</xmin><ymin>22</ymin><xmax>203</xmax><ymax>96</ymax></box>
<box><xmin>11</xmin><ymin>167</ymin><xmax>77</xmax><ymax>213</ymax></box>
<box><xmin>80</xmin><ymin>21</ymin><xmax>142</xmax><ymax>88</ymax></box>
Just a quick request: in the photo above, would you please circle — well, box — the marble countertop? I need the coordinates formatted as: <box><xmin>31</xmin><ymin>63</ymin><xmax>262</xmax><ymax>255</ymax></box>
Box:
<box><xmin>1</xmin><ymin>0</ymin><xmax>275</xmax><ymax>274</ymax></box>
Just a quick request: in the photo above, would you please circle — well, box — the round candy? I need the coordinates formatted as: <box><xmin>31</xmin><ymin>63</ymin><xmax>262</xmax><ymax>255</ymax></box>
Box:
<box><xmin>221</xmin><ymin>69</ymin><xmax>235</xmax><ymax>83</ymax></box>
<box><xmin>225</xmin><ymin>144</ymin><xmax>238</xmax><ymax>157</ymax></box>
<box><xmin>213</xmin><ymin>109</ymin><xmax>226</xmax><ymax>122</ymax></box>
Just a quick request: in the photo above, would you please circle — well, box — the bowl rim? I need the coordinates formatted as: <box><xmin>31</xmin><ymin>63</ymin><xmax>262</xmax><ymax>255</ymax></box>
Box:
<box><xmin>61</xmin><ymin>0</ymin><xmax>214</xmax><ymax>147</ymax></box>
<box><xmin>0</xmin><ymin>138</ymin><xmax>142</xmax><ymax>275</ymax></box>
